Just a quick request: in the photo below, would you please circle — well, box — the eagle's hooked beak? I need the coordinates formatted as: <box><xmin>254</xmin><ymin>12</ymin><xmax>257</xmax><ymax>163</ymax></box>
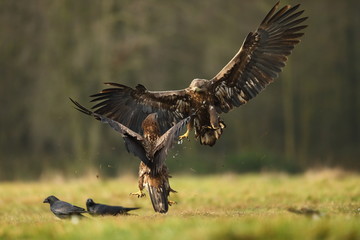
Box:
<box><xmin>194</xmin><ymin>87</ymin><xmax>203</xmax><ymax>93</ymax></box>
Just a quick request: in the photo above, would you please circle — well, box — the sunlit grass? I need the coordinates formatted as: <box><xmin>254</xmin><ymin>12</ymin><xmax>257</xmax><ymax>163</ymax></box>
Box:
<box><xmin>0</xmin><ymin>170</ymin><xmax>359</xmax><ymax>240</ymax></box>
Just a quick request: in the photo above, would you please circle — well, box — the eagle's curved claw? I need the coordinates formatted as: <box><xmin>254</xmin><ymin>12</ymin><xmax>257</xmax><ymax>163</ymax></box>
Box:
<box><xmin>204</xmin><ymin>125</ymin><xmax>219</xmax><ymax>130</ymax></box>
<box><xmin>168</xmin><ymin>200</ymin><xmax>177</xmax><ymax>206</ymax></box>
<box><xmin>130</xmin><ymin>191</ymin><xmax>146</xmax><ymax>198</ymax></box>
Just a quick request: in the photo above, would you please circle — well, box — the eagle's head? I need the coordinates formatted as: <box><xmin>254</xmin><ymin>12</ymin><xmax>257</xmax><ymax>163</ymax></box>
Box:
<box><xmin>144</xmin><ymin>113</ymin><xmax>158</xmax><ymax>122</ymax></box>
<box><xmin>142</xmin><ymin>113</ymin><xmax>160</xmax><ymax>137</ymax></box>
<box><xmin>189</xmin><ymin>78</ymin><xmax>208</xmax><ymax>93</ymax></box>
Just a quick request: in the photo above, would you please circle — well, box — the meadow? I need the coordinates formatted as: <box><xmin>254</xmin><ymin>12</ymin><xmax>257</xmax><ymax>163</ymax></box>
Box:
<box><xmin>0</xmin><ymin>170</ymin><xmax>359</xmax><ymax>240</ymax></box>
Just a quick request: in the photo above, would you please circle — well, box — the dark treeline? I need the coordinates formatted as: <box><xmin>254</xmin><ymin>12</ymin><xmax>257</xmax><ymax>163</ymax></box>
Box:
<box><xmin>0</xmin><ymin>0</ymin><xmax>359</xmax><ymax>180</ymax></box>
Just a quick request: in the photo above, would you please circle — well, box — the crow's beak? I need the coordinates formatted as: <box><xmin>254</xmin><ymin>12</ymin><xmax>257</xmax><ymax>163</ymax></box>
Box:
<box><xmin>43</xmin><ymin>199</ymin><xmax>48</xmax><ymax>203</ymax></box>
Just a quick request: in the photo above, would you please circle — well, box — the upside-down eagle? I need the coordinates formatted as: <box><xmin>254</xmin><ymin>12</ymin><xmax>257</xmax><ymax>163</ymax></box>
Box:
<box><xmin>71</xmin><ymin>99</ymin><xmax>189</xmax><ymax>213</ymax></box>
<box><xmin>87</xmin><ymin>2</ymin><xmax>307</xmax><ymax>147</ymax></box>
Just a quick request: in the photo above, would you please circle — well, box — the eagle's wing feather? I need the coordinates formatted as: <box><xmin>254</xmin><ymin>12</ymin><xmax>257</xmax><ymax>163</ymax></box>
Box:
<box><xmin>210</xmin><ymin>2</ymin><xmax>307</xmax><ymax>113</ymax></box>
<box><xmin>70</xmin><ymin>98</ymin><xmax>151</xmax><ymax>166</ymax></box>
<box><xmin>90</xmin><ymin>83</ymin><xmax>191</xmax><ymax>134</ymax></box>
<box><xmin>152</xmin><ymin>116</ymin><xmax>191</xmax><ymax>174</ymax></box>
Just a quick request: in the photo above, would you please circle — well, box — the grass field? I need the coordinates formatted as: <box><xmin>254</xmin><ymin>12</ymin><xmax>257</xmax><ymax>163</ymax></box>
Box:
<box><xmin>0</xmin><ymin>170</ymin><xmax>359</xmax><ymax>240</ymax></box>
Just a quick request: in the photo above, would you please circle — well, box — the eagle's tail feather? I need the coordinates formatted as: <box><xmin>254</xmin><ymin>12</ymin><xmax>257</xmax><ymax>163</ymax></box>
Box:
<box><xmin>147</xmin><ymin>184</ymin><xmax>169</xmax><ymax>214</ymax></box>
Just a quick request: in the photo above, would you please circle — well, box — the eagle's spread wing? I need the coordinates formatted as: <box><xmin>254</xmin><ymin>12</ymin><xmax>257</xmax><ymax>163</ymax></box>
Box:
<box><xmin>151</xmin><ymin>116</ymin><xmax>191</xmax><ymax>174</ymax></box>
<box><xmin>70</xmin><ymin>98</ymin><xmax>151</xmax><ymax>166</ymax></box>
<box><xmin>90</xmin><ymin>83</ymin><xmax>191</xmax><ymax>134</ymax></box>
<box><xmin>210</xmin><ymin>2</ymin><xmax>307</xmax><ymax>113</ymax></box>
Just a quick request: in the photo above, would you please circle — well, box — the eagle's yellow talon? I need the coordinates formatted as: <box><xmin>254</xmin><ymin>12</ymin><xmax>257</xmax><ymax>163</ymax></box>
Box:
<box><xmin>168</xmin><ymin>200</ymin><xmax>177</xmax><ymax>206</ymax></box>
<box><xmin>130</xmin><ymin>191</ymin><xmax>146</xmax><ymax>198</ymax></box>
<box><xmin>179</xmin><ymin>129</ymin><xmax>190</xmax><ymax>140</ymax></box>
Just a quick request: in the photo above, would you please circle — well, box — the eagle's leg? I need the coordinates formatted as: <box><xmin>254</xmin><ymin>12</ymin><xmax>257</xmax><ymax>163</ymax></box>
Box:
<box><xmin>130</xmin><ymin>165</ymin><xmax>147</xmax><ymax>198</ymax></box>
<box><xmin>179</xmin><ymin>120</ymin><xmax>193</xmax><ymax>140</ymax></box>
<box><xmin>167</xmin><ymin>186</ymin><xmax>177</xmax><ymax>206</ymax></box>
<box><xmin>207</xmin><ymin>106</ymin><xmax>226</xmax><ymax>130</ymax></box>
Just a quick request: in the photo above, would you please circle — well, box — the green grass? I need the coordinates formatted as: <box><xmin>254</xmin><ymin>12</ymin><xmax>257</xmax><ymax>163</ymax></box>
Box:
<box><xmin>0</xmin><ymin>170</ymin><xmax>359</xmax><ymax>240</ymax></box>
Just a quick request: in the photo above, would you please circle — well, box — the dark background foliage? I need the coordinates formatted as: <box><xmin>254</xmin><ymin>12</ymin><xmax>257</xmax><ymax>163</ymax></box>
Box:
<box><xmin>0</xmin><ymin>0</ymin><xmax>359</xmax><ymax>180</ymax></box>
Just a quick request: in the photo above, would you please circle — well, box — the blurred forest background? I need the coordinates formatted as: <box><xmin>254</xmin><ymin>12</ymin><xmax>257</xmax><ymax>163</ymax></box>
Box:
<box><xmin>0</xmin><ymin>0</ymin><xmax>359</xmax><ymax>180</ymax></box>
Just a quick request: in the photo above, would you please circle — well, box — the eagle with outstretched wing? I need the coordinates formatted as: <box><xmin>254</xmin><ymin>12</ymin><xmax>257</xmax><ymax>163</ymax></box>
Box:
<box><xmin>88</xmin><ymin>2</ymin><xmax>307</xmax><ymax>146</ymax></box>
<box><xmin>70</xmin><ymin>98</ymin><xmax>189</xmax><ymax>213</ymax></box>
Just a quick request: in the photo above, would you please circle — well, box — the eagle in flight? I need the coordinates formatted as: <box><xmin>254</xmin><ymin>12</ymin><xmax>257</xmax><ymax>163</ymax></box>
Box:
<box><xmin>71</xmin><ymin>99</ymin><xmax>190</xmax><ymax>213</ymax></box>
<box><xmin>87</xmin><ymin>1</ymin><xmax>307</xmax><ymax>147</ymax></box>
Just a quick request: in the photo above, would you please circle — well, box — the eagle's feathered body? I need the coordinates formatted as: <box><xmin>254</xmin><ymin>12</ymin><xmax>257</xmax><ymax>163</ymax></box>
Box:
<box><xmin>70</xmin><ymin>99</ymin><xmax>189</xmax><ymax>213</ymax></box>
<box><xmin>88</xmin><ymin>2</ymin><xmax>307</xmax><ymax>146</ymax></box>
<box><xmin>142</xmin><ymin>114</ymin><xmax>161</xmax><ymax>154</ymax></box>
<box><xmin>137</xmin><ymin>114</ymin><xmax>175</xmax><ymax>213</ymax></box>
<box><xmin>185</xmin><ymin>79</ymin><xmax>226</xmax><ymax>145</ymax></box>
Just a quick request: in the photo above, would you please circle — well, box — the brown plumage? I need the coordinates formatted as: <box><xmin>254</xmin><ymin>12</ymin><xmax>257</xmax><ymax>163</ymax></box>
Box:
<box><xmin>88</xmin><ymin>2</ymin><xmax>307</xmax><ymax>146</ymax></box>
<box><xmin>70</xmin><ymin>98</ymin><xmax>189</xmax><ymax>213</ymax></box>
